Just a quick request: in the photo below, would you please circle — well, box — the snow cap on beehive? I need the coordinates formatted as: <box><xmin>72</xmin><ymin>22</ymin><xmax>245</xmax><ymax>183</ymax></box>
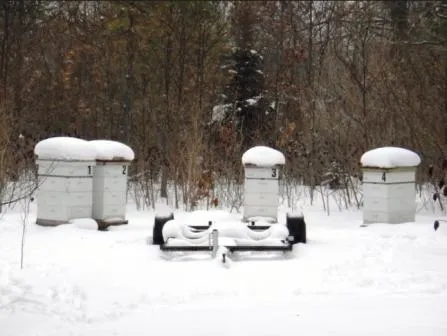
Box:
<box><xmin>90</xmin><ymin>140</ymin><xmax>135</xmax><ymax>162</ymax></box>
<box><xmin>34</xmin><ymin>137</ymin><xmax>97</xmax><ymax>161</ymax></box>
<box><xmin>360</xmin><ymin>147</ymin><xmax>421</xmax><ymax>169</ymax></box>
<box><xmin>242</xmin><ymin>146</ymin><xmax>285</xmax><ymax>167</ymax></box>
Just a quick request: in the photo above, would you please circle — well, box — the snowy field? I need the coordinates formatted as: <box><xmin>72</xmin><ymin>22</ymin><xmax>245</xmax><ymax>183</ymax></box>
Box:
<box><xmin>1</xmin><ymin>197</ymin><xmax>447</xmax><ymax>336</ymax></box>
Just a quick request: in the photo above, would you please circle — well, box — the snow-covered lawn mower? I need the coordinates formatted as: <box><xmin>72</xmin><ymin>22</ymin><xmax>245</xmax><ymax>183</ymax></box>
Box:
<box><xmin>152</xmin><ymin>212</ymin><xmax>306</xmax><ymax>250</ymax></box>
<box><xmin>152</xmin><ymin>212</ymin><xmax>305</xmax><ymax>264</ymax></box>
<box><xmin>151</xmin><ymin>146</ymin><xmax>307</xmax><ymax>263</ymax></box>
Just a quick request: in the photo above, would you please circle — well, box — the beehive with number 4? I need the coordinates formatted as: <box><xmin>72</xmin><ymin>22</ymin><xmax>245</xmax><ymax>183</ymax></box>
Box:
<box><xmin>90</xmin><ymin>140</ymin><xmax>135</xmax><ymax>229</ymax></box>
<box><xmin>242</xmin><ymin>146</ymin><xmax>286</xmax><ymax>222</ymax></box>
<box><xmin>360</xmin><ymin>147</ymin><xmax>421</xmax><ymax>224</ymax></box>
<box><xmin>34</xmin><ymin>137</ymin><xmax>97</xmax><ymax>226</ymax></box>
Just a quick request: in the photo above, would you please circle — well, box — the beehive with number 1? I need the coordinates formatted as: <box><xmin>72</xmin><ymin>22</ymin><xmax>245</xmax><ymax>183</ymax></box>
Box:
<box><xmin>89</xmin><ymin>140</ymin><xmax>135</xmax><ymax>229</ymax></box>
<box><xmin>242</xmin><ymin>146</ymin><xmax>286</xmax><ymax>222</ymax></box>
<box><xmin>34</xmin><ymin>137</ymin><xmax>97</xmax><ymax>226</ymax></box>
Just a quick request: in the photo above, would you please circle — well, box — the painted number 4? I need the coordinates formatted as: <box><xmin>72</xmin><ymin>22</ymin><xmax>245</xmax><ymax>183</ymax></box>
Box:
<box><xmin>271</xmin><ymin>168</ymin><xmax>277</xmax><ymax>178</ymax></box>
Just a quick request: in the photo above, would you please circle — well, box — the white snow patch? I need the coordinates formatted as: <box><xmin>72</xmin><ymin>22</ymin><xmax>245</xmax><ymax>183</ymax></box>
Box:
<box><xmin>246</xmin><ymin>95</ymin><xmax>262</xmax><ymax>106</ymax></box>
<box><xmin>155</xmin><ymin>198</ymin><xmax>173</xmax><ymax>218</ymax></box>
<box><xmin>70</xmin><ymin>218</ymin><xmax>99</xmax><ymax>230</ymax></box>
<box><xmin>287</xmin><ymin>211</ymin><xmax>304</xmax><ymax>218</ymax></box>
<box><xmin>1</xmin><ymin>195</ymin><xmax>447</xmax><ymax>335</ymax></box>
<box><xmin>34</xmin><ymin>137</ymin><xmax>97</xmax><ymax>161</ymax></box>
<box><xmin>211</xmin><ymin>104</ymin><xmax>231</xmax><ymax>122</ymax></box>
<box><xmin>361</xmin><ymin>147</ymin><xmax>421</xmax><ymax>168</ymax></box>
<box><xmin>242</xmin><ymin>146</ymin><xmax>286</xmax><ymax>167</ymax></box>
<box><xmin>90</xmin><ymin>140</ymin><xmax>134</xmax><ymax>161</ymax></box>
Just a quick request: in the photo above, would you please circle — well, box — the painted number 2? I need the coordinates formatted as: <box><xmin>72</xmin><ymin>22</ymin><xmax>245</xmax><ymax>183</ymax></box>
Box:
<box><xmin>122</xmin><ymin>165</ymin><xmax>127</xmax><ymax>175</ymax></box>
<box><xmin>271</xmin><ymin>168</ymin><xmax>277</xmax><ymax>178</ymax></box>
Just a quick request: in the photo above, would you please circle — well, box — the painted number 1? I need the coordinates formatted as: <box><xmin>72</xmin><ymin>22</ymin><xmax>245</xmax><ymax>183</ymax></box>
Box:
<box><xmin>271</xmin><ymin>168</ymin><xmax>277</xmax><ymax>178</ymax></box>
<box><xmin>88</xmin><ymin>166</ymin><xmax>92</xmax><ymax>175</ymax></box>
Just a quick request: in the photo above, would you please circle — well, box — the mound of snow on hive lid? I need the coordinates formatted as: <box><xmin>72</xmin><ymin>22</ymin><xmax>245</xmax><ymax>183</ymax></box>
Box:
<box><xmin>242</xmin><ymin>146</ymin><xmax>285</xmax><ymax>166</ymax></box>
<box><xmin>361</xmin><ymin>147</ymin><xmax>421</xmax><ymax>168</ymax></box>
<box><xmin>90</xmin><ymin>140</ymin><xmax>134</xmax><ymax>161</ymax></box>
<box><xmin>34</xmin><ymin>137</ymin><xmax>97</xmax><ymax>161</ymax></box>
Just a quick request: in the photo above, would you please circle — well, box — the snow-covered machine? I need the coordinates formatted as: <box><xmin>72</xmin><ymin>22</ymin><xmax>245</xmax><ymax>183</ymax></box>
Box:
<box><xmin>152</xmin><ymin>146</ymin><xmax>306</xmax><ymax>262</ymax></box>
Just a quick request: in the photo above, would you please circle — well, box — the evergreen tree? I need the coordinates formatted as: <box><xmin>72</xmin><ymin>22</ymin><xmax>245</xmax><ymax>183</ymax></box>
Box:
<box><xmin>225</xmin><ymin>47</ymin><xmax>271</xmax><ymax>150</ymax></box>
<box><xmin>214</xmin><ymin>2</ymin><xmax>273</xmax><ymax>151</ymax></box>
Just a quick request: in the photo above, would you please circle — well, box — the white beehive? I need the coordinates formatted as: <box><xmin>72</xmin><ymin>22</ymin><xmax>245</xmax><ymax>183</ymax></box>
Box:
<box><xmin>242</xmin><ymin>146</ymin><xmax>285</xmax><ymax>222</ymax></box>
<box><xmin>90</xmin><ymin>140</ymin><xmax>134</xmax><ymax>229</ymax></box>
<box><xmin>34</xmin><ymin>137</ymin><xmax>97</xmax><ymax>226</ymax></box>
<box><xmin>361</xmin><ymin>147</ymin><xmax>421</xmax><ymax>224</ymax></box>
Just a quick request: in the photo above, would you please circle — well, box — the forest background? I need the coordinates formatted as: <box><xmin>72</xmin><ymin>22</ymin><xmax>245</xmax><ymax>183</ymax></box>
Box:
<box><xmin>1</xmin><ymin>0</ymin><xmax>446</xmax><ymax>210</ymax></box>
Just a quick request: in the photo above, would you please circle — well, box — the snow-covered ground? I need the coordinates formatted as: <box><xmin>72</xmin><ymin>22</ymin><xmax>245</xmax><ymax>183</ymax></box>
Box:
<box><xmin>1</xmin><ymin>198</ymin><xmax>447</xmax><ymax>336</ymax></box>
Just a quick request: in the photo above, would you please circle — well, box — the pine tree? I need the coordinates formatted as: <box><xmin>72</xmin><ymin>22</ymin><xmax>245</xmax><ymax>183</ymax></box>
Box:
<box><xmin>226</xmin><ymin>47</ymin><xmax>271</xmax><ymax>149</ymax></box>
<box><xmin>215</xmin><ymin>2</ymin><xmax>273</xmax><ymax>151</ymax></box>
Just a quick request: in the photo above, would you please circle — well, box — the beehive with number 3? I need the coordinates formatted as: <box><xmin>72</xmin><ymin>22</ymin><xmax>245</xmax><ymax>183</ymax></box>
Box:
<box><xmin>241</xmin><ymin>146</ymin><xmax>286</xmax><ymax>222</ymax></box>
<box><xmin>34</xmin><ymin>137</ymin><xmax>97</xmax><ymax>226</ymax></box>
<box><xmin>360</xmin><ymin>147</ymin><xmax>421</xmax><ymax>224</ymax></box>
<box><xmin>89</xmin><ymin>140</ymin><xmax>135</xmax><ymax>229</ymax></box>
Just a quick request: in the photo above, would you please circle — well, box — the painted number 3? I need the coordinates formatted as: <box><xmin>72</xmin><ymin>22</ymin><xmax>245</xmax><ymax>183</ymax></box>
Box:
<box><xmin>271</xmin><ymin>168</ymin><xmax>277</xmax><ymax>178</ymax></box>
